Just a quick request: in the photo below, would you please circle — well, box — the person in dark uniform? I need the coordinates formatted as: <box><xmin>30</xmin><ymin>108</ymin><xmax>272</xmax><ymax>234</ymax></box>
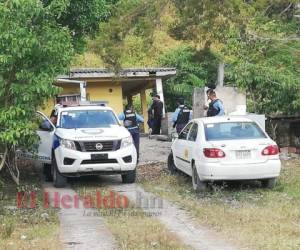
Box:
<box><xmin>147</xmin><ymin>107</ymin><xmax>154</xmax><ymax>135</ymax></box>
<box><xmin>150</xmin><ymin>94</ymin><xmax>164</xmax><ymax>135</ymax></box>
<box><xmin>172</xmin><ymin>98</ymin><xmax>192</xmax><ymax>133</ymax></box>
<box><xmin>205</xmin><ymin>89</ymin><xmax>225</xmax><ymax>117</ymax></box>
<box><xmin>118</xmin><ymin>105</ymin><xmax>144</xmax><ymax>159</ymax></box>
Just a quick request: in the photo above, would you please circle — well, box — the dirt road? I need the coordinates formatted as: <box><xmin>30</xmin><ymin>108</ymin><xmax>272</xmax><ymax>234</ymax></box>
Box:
<box><xmin>42</xmin><ymin>137</ymin><xmax>237</xmax><ymax>250</ymax></box>
<box><xmin>43</xmin><ymin>183</ymin><xmax>118</xmax><ymax>250</ymax></box>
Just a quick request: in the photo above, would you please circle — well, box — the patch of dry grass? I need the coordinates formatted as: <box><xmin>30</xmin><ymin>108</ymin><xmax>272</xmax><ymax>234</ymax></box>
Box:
<box><xmin>0</xmin><ymin>165</ymin><xmax>61</xmax><ymax>250</ymax></box>
<box><xmin>104</xmin><ymin>207</ymin><xmax>191</xmax><ymax>250</ymax></box>
<box><xmin>139</xmin><ymin>160</ymin><xmax>300</xmax><ymax>250</ymax></box>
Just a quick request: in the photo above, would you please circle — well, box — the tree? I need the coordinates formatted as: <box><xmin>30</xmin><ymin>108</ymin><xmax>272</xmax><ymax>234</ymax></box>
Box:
<box><xmin>158</xmin><ymin>45</ymin><xmax>218</xmax><ymax>110</ymax></box>
<box><xmin>96</xmin><ymin>0</ymin><xmax>300</xmax><ymax>115</ymax></box>
<box><xmin>0</xmin><ymin>0</ymin><xmax>112</xmax><ymax>183</ymax></box>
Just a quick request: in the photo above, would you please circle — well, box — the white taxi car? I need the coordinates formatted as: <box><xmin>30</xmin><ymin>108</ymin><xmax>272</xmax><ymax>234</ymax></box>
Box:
<box><xmin>31</xmin><ymin>105</ymin><xmax>137</xmax><ymax>187</ymax></box>
<box><xmin>168</xmin><ymin>116</ymin><xmax>281</xmax><ymax>192</ymax></box>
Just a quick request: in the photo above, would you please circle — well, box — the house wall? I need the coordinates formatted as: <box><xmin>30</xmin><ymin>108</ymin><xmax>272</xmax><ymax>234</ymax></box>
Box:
<box><xmin>214</xmin><ymin>86</ymin><xmax>247</xmax><ymax>114</ymax></box>
<box><xmin>40</xmin><ymin>81</ymin><xmax>123</xmax><ymax>117</ymax></box>
<box><xmin>87</xmin><ymin>82</ymin><xmax>123</xmax><ymax>114</ymax></box>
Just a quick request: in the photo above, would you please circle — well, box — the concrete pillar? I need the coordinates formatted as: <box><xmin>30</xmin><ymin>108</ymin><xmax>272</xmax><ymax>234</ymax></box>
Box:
<box><xmin>140</xmin><ymin>88</ymin><xmax>149</xmax><ymax>133</ymax></box>
<box><xmin>155</xmin><ymin>78</ymin><xmax>165</xmax><ymax>117</ymax></box>
<box><xmin>217</xmin><ymin>62</ymin><xmax>225</xmax><ymax>87</ymax></box>
<box><xmin>80</xmin><ymin>82</ymin><xmax>87</xmax><ymax>101</ymax></box>
<box><xmin>193</xmin><ymin>87</ymin><xmax>206</xmax><ymax>118</ymax></box>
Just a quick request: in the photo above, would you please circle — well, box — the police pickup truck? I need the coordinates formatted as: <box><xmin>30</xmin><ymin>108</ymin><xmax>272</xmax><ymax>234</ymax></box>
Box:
<box><xmin>28</xmin><ymin>104</ymin><xmax>137</xmax><ymax>188</ymax></box>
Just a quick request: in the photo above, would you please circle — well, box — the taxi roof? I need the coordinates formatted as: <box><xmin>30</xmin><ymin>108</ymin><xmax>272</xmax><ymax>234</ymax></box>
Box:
<box><xmin>193</xmin><ymin>116</ymin><xmax>254</xmax><ymax>124</ymax></box>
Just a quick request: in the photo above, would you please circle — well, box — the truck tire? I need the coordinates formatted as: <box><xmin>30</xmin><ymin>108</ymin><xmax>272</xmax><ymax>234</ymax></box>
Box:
<box><xmin>52</xmin><ymin>157</ymin><xmax>67</xmax><ymax>188</ymax></box>
<box><xmin>43</xmin><ymin>164</ymin><xmax>53</xmax><ymax>182</ymax></box>
<box><xmin>122</xmin><ymin>169</ymin><xmax>136</xmax><ymax>183</ymax></box>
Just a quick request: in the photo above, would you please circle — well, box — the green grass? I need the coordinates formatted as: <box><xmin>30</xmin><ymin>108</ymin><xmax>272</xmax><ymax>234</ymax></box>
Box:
<box><xmin>139</xmin><ymin>160</ymin><xmax>300</xmax><ymax>250</ymax></box>
<box><xmin>0</xmin><ymin>164</ymin><xmax>61</xmax><ymax>250</ymax></box>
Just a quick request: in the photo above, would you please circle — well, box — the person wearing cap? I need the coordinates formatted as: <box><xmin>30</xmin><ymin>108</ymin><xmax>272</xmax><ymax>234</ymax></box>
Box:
<box><xmin>205</xmin><ymin>89</ymin><xmax>225</xmax><ymax>117</ymax></box>
<box><xmin>150</xmin><ymin>94</ymin><xmax>164</xmax><ymax>135</ymax></box>
<box><xmin>118</xmin><ymin>104</ymin><xmax>144</xmax><ymax>159</ymax></box>
<box><xmin>172</xmin><ymin>98</ymin><xmax>192</xmax><ymax>133</ymax></box>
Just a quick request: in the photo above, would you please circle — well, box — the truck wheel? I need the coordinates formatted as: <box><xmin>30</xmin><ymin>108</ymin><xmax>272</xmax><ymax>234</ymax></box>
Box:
<box><xmin>261</xmin><ymin>178</ymin><xmax>276</xmax><ymax>189</ymax></box>
<box><xmin>52</xmin><ymin>157</ymin><xmax>67</xmax><ymax>188</ymax></box>
<box><xmin>122</xmin><ymin>169</ymin><xmax>136</xmax><ymax>183</ymax></box>
<box><xmin>192</xmin><ymin>164</ymin><xmax>207</xmax><ymax>192</ymax></box>
<box><xmin>43</xmin><ymin>164</ymin><xmax>53</xmax><ymax>182</ymax></box>
<box><xmin>167</xmin><ymin>152</ymin><xmax>177</xmax><ymax>175</ymax></box>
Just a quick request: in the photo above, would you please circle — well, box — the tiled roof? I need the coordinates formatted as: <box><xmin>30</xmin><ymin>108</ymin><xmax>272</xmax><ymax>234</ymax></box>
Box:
<box><xmin>70</xmin><ymin>68</ymin><xmax>176</xmax><ymax>74</ymax></box>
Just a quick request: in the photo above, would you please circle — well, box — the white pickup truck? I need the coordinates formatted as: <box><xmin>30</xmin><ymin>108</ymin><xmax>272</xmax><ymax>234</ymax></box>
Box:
<box><xmin>28</xmin><ymin>105</ymin><xmax>137</xmax><ymax>187</ymax></box>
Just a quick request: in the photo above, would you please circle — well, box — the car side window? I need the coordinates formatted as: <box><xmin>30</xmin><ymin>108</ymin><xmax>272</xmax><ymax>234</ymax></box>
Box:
<box><xmin>36</xmin><ymin>113</ymin><xmax>53</xmax><ymax>131</ymax></box>
<box><xmin>188</xmin><ymin>123</ymin><xmax>198</xmax><ymax>142</ymax></box>
<box><xmin>178</xmin><ymin>123</ymin><xmax>193</xmax><ymax>140</ymax></box>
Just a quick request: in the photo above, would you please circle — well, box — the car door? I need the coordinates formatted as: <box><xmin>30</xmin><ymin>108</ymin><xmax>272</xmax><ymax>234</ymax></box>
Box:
<box><xmin>34</xmin><ymin>112</ymin><xmax>55</xmax><ymax>167</ymax></box>
<box><xmin>173</xmin><ymin>122</ymin><xmax>193</xmax><ymax>174</ymax></box>
<box><xmin>184</xmin><ymin>123</ymin><xmax>199</xmax><ymax>176</ymax></box>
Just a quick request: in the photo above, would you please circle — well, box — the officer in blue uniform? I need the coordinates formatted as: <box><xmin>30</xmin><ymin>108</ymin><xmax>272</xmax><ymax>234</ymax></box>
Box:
<box><xmin>206</xmin><ymin>89</ymin><xmax>225</xmax><ymax>117</ymax></box>
<box><xmin>172</xmin><ymin>98</ymin><xmax>192</xmax><ymax>133</ymax></box>
<box><xmin>119</xmin><ymin>105</ymin><xmax>144</xmax><ymax>159</ymax></box>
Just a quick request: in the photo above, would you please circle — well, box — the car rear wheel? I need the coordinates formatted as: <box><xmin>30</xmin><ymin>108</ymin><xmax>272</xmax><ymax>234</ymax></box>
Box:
<box><xmin>52</xmin><ymin>157</ymin><xmax>67</xmax><ymax>188</ymax></box>
<box><xmin>122</xmin><ymin>169</ymin><xmax>136</xmax><ymax>183</ymax></box>
<box><xmin>192</xmin><ymin>164</ymin><xmax>207</xmax><ymax>192</ymax></box>
<box><xmin>167</xmin><ymin>152</ymin><xmax>177</xmax><ymax>174</ymax></box>
<box><xmin>261</xmin><ymin>178</ymin><xmax>276</xmax><ymax>189</ymax></box>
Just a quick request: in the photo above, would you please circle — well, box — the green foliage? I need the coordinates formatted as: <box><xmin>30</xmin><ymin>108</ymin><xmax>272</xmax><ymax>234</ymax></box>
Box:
<box><xmin>94</xmin><ymin>0</ymin><xmax>299</xmax><ymax>115</ymax></box>
<box><xmin>223</xmin><ymin>4</ymin><xmax>300</xmax><ymax>115</ymax></box>
<box><xmin>0</xmin><ymin>0</ymin><xmax>112</xmax><ymax>153</ymax></box>
<box><xmin>42</xmin><ymin>0</ymin><xmax>114</xmax><ymax>51</ymax></box>
<box><xmin>0</xmin><ymin>0</ymin><xmax>73</xmax><ymax>149</ymax></box>
<box><xmin>158</xmin><ymin>45</ymin><xmax>218</xmax><ymax>110</ymax></box>
<box><xmin>93</xmin><ymin>0</ymin><xmax>168</xmax><ymax>69</ymax></box>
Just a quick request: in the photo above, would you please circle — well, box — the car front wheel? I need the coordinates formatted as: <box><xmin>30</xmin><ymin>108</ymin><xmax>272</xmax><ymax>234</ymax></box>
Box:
<box><xmin>192</xmin><ymin>164</ymin><xmax>207</xmax><ymax>192</ymax></box>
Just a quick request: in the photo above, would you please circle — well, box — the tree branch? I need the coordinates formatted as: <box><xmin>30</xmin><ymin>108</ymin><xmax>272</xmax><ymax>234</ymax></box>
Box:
<box><xmin>280</xmin><ymin>3</ymin><xmax>293</xmax><ymax>16</ymax></box>
<box><xmin>0</xmin><ymin>146</ymin><xmax>8</xmax><ymax>171</ymax></box>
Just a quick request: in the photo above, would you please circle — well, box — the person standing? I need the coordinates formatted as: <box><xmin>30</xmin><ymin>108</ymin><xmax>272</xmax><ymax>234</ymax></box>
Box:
<box><xmin>118</xmin><ymin>105</ymin><xmax>144</xmax><ymax>159</ymax></box>
<box><xmin>150</xmin><ymin>94</ymin><xmax>164</xmax><ymax>135</ymax></box>
<box><xmin>147</xmin><ymin>107</ymin><xmax>154</xmax><ymax>135</ymax></box>
<box><xmin>205</xmin><ymin>89</ymin><xmax>225</xmax><ymax>117</ymax></box>
<box><xmin>172</xmin><ymin>98</ymin><xmax>192</xmax><ymax>133</ymax></box>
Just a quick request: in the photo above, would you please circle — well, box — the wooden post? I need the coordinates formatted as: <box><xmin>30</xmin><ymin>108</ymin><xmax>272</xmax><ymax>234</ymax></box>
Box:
<box><xmin>193</xmin><ymin>87</ymin><xmax>206</xmax><ymax>118</ymax></box>
<box><xmin>140</xmin><ymin>88</ymin><xmax>149</xmax><ymax>133</ymax></box>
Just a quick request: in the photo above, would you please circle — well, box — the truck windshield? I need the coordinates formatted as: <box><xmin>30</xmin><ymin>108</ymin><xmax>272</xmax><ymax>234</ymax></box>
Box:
<box><xmin>60</xmin><ymin>110</ymin><xmax>119</xmax><ymax>129</ymax></box>
<box><xmin>204</xmin><ymin>122</ymin><xmax>267</xmax><ymax>141</ymax></box>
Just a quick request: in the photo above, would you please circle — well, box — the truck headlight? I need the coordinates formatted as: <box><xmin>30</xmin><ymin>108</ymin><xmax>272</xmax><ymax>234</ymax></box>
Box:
<box><xmin>60</xmin><ymin>138</ymin><xmax>76</xmax><ymax>150</ymax></box>
<box><xmin>121</xmin><ymin>136</ymin><xmax>133</xmax><ymax>148</ymax></box>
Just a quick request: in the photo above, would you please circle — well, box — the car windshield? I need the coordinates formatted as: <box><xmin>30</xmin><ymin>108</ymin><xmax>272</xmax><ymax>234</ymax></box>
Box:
<box><xmin>60</xmin><ymin>110</ymin><xmax>119</xmax><ymax>129</ymax></box>
<box><xmin>204</xmin><ymin>122</ymin><xmax>267</xmax><ymax>141</ymax></box>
